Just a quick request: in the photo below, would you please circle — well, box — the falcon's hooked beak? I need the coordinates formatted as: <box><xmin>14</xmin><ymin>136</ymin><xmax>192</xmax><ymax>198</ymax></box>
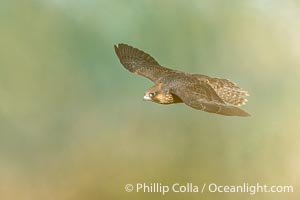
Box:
<box><xmin>143</xmin><ymin>94</ymin><xmax>151</xmax><ymax>101</ymax></box>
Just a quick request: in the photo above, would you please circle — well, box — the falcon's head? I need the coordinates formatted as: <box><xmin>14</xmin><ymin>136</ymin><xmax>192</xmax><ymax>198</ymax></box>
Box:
<box><xmin>143</xmin><ymin>84</ymin><xmax>182</xmax><ymax>104</ymax></box>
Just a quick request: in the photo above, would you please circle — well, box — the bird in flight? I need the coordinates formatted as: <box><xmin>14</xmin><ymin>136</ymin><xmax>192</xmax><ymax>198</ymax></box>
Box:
<box><xmin>114</xmin><ymin>43</ymin><xmax>250</xmax><ymax>116</ymax></box>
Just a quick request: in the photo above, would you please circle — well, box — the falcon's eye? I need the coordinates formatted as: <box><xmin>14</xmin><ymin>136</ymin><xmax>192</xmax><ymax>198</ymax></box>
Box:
<box><xmin>149</xmin><ymin>92</ymin><xmax>156</xmax><ymax>97</ymax></box>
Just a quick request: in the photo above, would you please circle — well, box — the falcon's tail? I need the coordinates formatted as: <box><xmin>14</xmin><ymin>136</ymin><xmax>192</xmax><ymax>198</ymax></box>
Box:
<box><xmin>208</xmin><ymin>78</ymin><xmax>249</xmax><ymax>106</ymax></box>
<box><xmin>205</xmin><ymin>103</ymin><xmax>251</xmax><ymax>117</ymax></box>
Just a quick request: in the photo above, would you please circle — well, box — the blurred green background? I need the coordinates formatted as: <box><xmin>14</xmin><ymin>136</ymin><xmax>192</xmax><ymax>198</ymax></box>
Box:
<box><xmin>0</xmin><ymin>0</ymin><xmax>299</xmax><ymax>199</ymax></box>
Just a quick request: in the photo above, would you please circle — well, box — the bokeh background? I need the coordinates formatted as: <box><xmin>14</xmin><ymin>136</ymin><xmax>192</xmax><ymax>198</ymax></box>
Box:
<box><xmin>0</xmin><ymin>0</ymin><xmax>300</xmax><ymax>199</ymax></box>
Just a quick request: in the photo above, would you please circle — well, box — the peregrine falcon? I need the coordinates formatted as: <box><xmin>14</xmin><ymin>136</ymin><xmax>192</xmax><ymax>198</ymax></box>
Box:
<box><xmin>114</xmin><ymin>43</ymin><xmax>250</xmax><ymax>117</ymax></box>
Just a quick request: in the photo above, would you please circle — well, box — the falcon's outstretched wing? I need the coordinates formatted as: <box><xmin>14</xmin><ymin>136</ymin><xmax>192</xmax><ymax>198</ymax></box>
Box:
<box><xmin>207</xmin><ymin>78</ymin><xmax>249</xmax><ymax>106</ymax></box>
<box><xmin>172</xmin><ymin>82</ymin><xmax>250</xmax><ymax>116</ymax></box>
<box><xmin>114</xmin><ymin>43</ymin><xmax>175</xmax><ymax>82</ymax></box>
<box><xmin>192</xmin><ymin>74</ymin><xmax>249</xmax><ymax>106</ymax></box>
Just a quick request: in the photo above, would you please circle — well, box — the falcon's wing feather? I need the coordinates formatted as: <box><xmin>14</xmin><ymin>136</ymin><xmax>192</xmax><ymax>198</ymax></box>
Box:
<box><xmin>114</xmin><ymin>43</ymin><xmax>175</xmax><ymax>82</ymax></box>
<box><xmin>172</xmin><ymin>82</ymin><xmax>250</xmax><ymax>116</ymax></box>
<box><xmin>207</xmin><ymin>78</ymin><xmax>249</xmax><ymax>106</ymax></box>
<box><xmin>192</xmin><ymin>74</ymin><xmax>249</xmax><ymax>106</ymax></box>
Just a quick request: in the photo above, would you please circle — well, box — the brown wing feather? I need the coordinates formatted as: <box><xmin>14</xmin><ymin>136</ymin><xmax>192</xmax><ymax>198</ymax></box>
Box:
<box><xmin>207</xmin><ymin>78</ymin><xmax>249</xmax><ymax>106</ymax></box>
<box><xmin>192</xmin><ymin>74</ymin><xmax>249</xmax><ymax>106</ymax></box>
<box><xmin>114</xmin><ymin>43</ymin><xmax>175</xmax><ymax>82</ymax></box>
<box><xmin>172</xmin><ymin>81</ymin><xmax>250</xmax><ymax>116</ymax></box>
